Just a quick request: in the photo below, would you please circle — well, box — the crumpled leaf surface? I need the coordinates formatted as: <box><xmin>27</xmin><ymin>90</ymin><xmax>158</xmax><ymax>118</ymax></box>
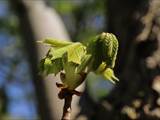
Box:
<box><xmin>39</xmin><ymin>32</ymin><xmax>119</xmax><ymax>89</ymax></box>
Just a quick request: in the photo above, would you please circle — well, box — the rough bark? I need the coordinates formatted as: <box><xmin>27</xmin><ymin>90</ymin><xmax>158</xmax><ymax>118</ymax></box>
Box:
<box><xmin>105</xmin><ymin>1</ymin><xmax>160</xmax><ymax>119</ymax></box>
<box><xmin>78</xmin><ymin>0</ymin><xmax>160</xmax><ymax>120</ymax></box>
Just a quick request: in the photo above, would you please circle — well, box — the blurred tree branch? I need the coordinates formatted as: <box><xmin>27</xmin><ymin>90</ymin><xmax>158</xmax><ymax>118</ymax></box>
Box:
<box><xmin>9</xmin><ymin>0</ymin><xmax>53</xmax><ymax>120</ymax></box>
<box><xmin>9</xmin><ymin>0</ymin><xmax>71</xmax><ymax>119</ymax></box>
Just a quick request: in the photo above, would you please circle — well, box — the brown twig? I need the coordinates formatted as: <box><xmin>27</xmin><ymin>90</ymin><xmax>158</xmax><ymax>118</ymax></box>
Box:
<box><xmin>56</xmin><ymin>83</ymin><xmax>83</xmax><ymax>120</ymax></box>
<box><xmin>61</xmin><ymin>93</ymin><xmax>73</xmax><ymax>120</ymax></box>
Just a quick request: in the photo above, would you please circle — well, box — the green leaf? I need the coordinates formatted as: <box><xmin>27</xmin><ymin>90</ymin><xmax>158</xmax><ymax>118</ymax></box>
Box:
<box><xmin>50</xmin><ymin>42</ymin><xmax>86</xmax><ymax>64</ymax></box>
<box><xmin>40</xmin><ymin>57</ymin><xmax>63</xmax><ymax>75</ymax></box>
<box><xmin>38</xmin><ymin>32</ymin><xmax>119</xmax><ymax>85</ymax></box>
<box><xmin>38</xmin><ymin>38</ymin><xmax>72</xmax><ymax>48</ymax></box>
<box><xmin>96</xmin><ymin>62</ymin><xmax>106</xmax><ymax>73</ymax></box>
<box><xmin>50</xmin><ymin>59</ymin><xmax>63</xmax><ymax>75</ymax></box>
<box><xmin>87</xmin><ymin>33</ymin><xmax>119</xmax><ymax>70</ymax></box>
<box><xmin>102</xmin><ymin>68</ymin><xmax>119</xmax><ymax>84</ymax></box>
<box><xmin>43</xmin><ymin>58</ymin><xmax>52</xmax><ymax>74</ymax></box>
<box><xmin>101</xmin><ymin>33</ymin><xmax>119</xmax><ymax>68</ymax></box>
<box><xmin>67</xmin><ymin>43</ymin><xmax>86</xmax><ymax>64</ymax></box>
<box><xmin>62</xmin><ymin>53</ymin><xmax>78</xmax><ymax>77</ymax></box>
<box><xmin>76</xmin><ymin>54</ymin><xmax>91</xmax><ymax>73</ymax></box>
<box><xmin>61</xmin><ymin>53</ymin><xmax>82</xmax><ymax>89</ymax></box>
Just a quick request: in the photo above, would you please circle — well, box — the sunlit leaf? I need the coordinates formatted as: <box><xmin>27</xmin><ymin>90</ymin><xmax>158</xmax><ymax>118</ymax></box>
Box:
<box><xmin>102</xmin><ymin>68</ymin><xmax>119</xmax><ymax>84</ymax></box>
<box><xmin>67</xmin><ymin>43</ymin><xmax>86</xmax><ymax>64</ymax></box>
<box><xmin>101</xmin><ymin>33</ymin><xmax>119</xmax><ymax>68</ymax></box>
<box><xmin>49</xmin><ymin>42</ymin><xmax>86</xmax><ymax>64</ymax></box>
<box><xmin>38</xmin><ymin>38</ymin><xmax>72</xmax><ymax>48</ymax></box>
<box><xmin>38</xmin><ymin>32</ymin><xmax>119</xmax><ymax>87</ymax></box>
<box><xmin>61</xmin><ymin>53</ymin><xmax>82</xmax><ymax>90</ymax></box>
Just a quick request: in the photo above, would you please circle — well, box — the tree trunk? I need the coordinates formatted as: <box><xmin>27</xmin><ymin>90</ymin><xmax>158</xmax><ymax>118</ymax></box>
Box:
<box><xmin>9</xmin><ymin>0</ymin><xmax>54</xmax><ymax>120</ymax></box>
<box><xmin>102</xmin><ymin>0</ymin><xmax>160</xmax><ymax>119</ymax></box>
<box><xmin>78</xmin><ymin>0</ymin><xmax>160</xmax><ymax>120</ymax></box>
<box><xmin>9</xmin><ymin>0</ymin><xmax>73</xmax><ymax>120</ymax></box>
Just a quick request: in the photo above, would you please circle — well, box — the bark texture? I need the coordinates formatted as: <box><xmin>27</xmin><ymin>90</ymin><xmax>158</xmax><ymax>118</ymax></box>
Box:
<box><xmin>103</xmin><ymin>0</ymin><xmax>160</xmax><ymax>119</ymax></box>
<box><xmin>78</xmin><ymin>0</ymin><xmax>160</xmax><ymax>120</ymax></box>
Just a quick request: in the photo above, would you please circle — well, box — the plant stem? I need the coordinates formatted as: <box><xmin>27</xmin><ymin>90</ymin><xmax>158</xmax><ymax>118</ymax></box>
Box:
<box><xmin>61</xmin><ymin>93</ymin><xmax>73</xmax><ymax>120</ymax></box>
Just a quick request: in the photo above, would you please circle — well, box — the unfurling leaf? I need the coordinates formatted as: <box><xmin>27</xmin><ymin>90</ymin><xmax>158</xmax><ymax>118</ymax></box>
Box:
<box><xmin>86</xmin><ymin>32</ymin><xmax>119</xmax><ymax>83</ymax></box>
<box><xmin>67</xmin><ymin>43</ymin><xmax>86</xmax><ymax>64</ymax></box>
<box><xmin>101</xmin><ymin>33</ymin><xmax>119</xmax><ymax>68</ymax></box>
<box><xmin>96</xmin><ymin>62</ymin><xmax>119</xmax><ymax>83</ymax></box>
<box><xmin>38</xmin><ymin>32</ymin><xmax>119</xmax><ymax>90</ymax></box>
<box><xmin>61</xmin><ymin>53</ymin><xmax>83</xmax><ymax>90</ymax></box>
<box><xmin>102</xmin><ymin>68</ymin><xmax>119</xmax><ymax>84</ymax></box>
<box><xmin>47</xmin><ymin>42</ymin><xmax>86</xmax><ymax>64</ymax></box>
<box><xmin>39</xmin><ymin>38</ymin><xmax>72</xmax><ymax>48</ymax></box>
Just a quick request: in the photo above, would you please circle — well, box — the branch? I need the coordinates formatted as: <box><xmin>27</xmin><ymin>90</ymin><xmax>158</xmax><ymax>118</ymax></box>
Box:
<box><xmin>56</xmin><ymin>83</ymin><xmax>82</xmax><ymax>120</ymax></box>
<box><xmin>62</xmin><ymin>94</ymin><xmax>73</xmax><ymax>120</ymax></box>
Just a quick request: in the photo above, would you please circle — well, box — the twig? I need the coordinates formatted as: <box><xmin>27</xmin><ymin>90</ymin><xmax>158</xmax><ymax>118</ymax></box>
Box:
<box><xmin>56</xmin><ymin>83</ymin><xmax>83</xmax><ymax>120</ymax></box>
<box><xmin>61</xmin><ymin>93</ymin><xmax>73</xmax><ymax>120</ymax></box>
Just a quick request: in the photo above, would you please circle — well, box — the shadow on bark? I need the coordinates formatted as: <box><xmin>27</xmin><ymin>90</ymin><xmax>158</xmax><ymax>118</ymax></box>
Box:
<box><xmin>78</xmin><ymin>0</ymin><xmax>160</xmax><ymax>120</ymax></box>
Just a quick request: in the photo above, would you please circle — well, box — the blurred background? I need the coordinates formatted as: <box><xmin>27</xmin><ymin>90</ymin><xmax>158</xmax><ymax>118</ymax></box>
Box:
<box><xmin>0</xmin><ymin>0</ymin><xmax>160</xmax><ymax>120</ymax></box>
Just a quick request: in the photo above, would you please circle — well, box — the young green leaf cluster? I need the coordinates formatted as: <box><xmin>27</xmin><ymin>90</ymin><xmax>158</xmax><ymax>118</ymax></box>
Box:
<box><xmin>39</xmin><ymin>32</ymin><xmax>119</xmax><ymax>90</ymax></box>
<box><xmin>87</xmin><ymin>32</ymin><xmax>119</xmax><ymax>83</ymax></box>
